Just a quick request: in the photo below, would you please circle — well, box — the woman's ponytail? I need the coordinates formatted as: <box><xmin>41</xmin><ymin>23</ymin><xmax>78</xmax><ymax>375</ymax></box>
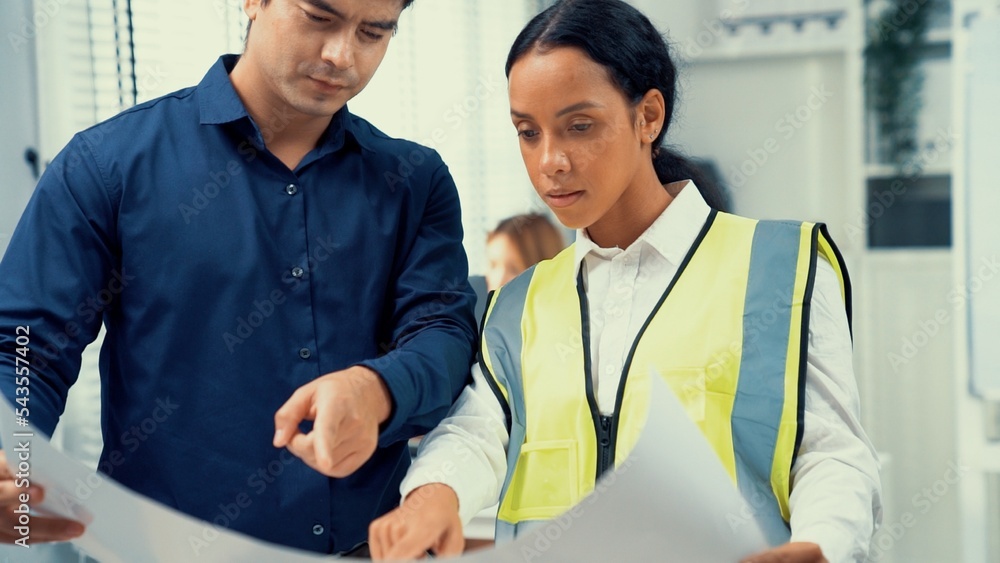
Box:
<box><xmin>653</xmin><ymin>148</ymin><xmax>730</xmax><ymax>212</ymax></box>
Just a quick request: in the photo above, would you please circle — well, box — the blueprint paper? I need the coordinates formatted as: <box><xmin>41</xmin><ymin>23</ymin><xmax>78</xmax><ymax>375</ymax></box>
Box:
<box><xmin>1</xmin><ymin>370</ymin><xmax>767</xmax><ymax>561</ymax></box>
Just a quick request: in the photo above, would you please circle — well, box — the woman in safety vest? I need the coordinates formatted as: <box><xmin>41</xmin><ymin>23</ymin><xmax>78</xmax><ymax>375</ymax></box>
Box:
<box><xmin>369</xmin><ymin>1</ymin><xmax>881</xmax><ymax>561</ymax></box>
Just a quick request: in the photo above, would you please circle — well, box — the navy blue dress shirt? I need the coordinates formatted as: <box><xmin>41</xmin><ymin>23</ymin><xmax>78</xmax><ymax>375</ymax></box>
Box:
<box><xmin>0</xmin><ymin>55</ymin><xmax>477</xmax><ymax>554</ymax></box>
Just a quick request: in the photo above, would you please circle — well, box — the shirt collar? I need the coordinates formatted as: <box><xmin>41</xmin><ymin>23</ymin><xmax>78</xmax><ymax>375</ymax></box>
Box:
<box><xmin>197</xmin><ymin>55</ymin><xmax>370</xmax><ymax>154</ymax></box>
<box><xmin>572</xmin><ymin>180</ymin><xmax>713</xmax><ymax>278</ymax></box>
<box><xmin>197</xmin><ymin>55</ymin><xmax>249</xmax><ymax>126</ymax></box>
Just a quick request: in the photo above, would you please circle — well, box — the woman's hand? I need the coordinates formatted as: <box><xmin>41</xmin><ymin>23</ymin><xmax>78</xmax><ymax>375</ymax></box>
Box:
<box><xmin>741</xmin><ymin>541</ymin><xmax>828</xmax><ymax>563</ymax></box>
<box><xmin>369</xmin><ymin>483</ymin><xmax>465</xmax><ymax>560</ymax></box>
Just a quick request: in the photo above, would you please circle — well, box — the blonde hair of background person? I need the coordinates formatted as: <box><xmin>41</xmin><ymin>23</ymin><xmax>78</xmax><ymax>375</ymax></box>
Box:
<box><xmin>485</xmin><ymin>213</ymin><xmax>565</xmax><ymax>291</ymax></box>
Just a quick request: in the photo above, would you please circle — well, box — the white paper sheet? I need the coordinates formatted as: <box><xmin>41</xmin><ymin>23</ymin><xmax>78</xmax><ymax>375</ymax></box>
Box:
<box><xmin>1</xmin><ymin>369</ymin><xmax>768</xmax><ymax>561</ymax></box>
<box><xmin>0</xmin><ymin>396</ymin><xmax>333</xmax><ymax>562</ymax></box>
<box><xmin>459</xmin><ymin>367</ymin><xmax>770</xmax><ymax>562</ymax></box>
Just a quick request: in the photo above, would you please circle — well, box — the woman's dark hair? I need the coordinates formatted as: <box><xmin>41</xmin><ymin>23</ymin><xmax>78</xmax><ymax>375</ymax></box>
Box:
<box><xmin>505</xmin><ymin>0</ymin><xmax>729</xmax><ymax>212</ymax></box>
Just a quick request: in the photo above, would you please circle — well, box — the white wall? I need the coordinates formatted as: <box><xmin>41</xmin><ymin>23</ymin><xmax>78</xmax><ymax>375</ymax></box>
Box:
<box><xmin>858</xmin><ymin>251</ymin><xmax>959</xmax><ymax>563</ymax></box>
<box><xmin>0</xmin><ymin>0</ymin><xmax>40</xmax><ymax>258</ymax></box>
<box><xmin>671</xmin><ymin>55</ymin><xmax>849</xmax><ymax>236</ymax></box>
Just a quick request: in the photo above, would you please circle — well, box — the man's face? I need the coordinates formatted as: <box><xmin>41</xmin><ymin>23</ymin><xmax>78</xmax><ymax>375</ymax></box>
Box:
<box><xmin>243</xmin><ymin>0</ymin><xmax>403</xmax><ymax>117</ymax></box>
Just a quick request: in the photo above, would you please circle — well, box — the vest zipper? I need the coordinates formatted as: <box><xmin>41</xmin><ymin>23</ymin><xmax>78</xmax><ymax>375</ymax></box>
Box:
<box><xmin>597</xmin><ymin>415</ymin><xmax>614</xmax><ymax>478</ymax></box>
<box><xmin>578</xmin><ymin>269</ymin><xmax>616</xmax><ymax>482</ymax></box>
<box><xmin>578</xmin><ymin>211</ymin><xmax>718</xmax><ymax>485</ymax></box>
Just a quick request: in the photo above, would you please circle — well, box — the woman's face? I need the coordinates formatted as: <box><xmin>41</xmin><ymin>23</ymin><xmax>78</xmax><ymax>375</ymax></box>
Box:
<box><xmin>508</xmin><ymin>47</ymin><xmax>647</xmax><ymax>230</ymax></box>
<box><xmin>485</xmin><ymin>234</ymin><xmax>526</xmax><ymax>291</ymax></box>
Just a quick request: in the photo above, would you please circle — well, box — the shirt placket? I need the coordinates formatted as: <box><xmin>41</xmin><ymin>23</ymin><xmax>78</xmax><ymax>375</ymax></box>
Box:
<box><xmin>277</xmin><ymin>175</ymin><xmax>331</xmax><ymax>550</ymax></box>
<box><xmin>597</xmin><ymin>250</ymin><xmax>639</xmax><ymax>412</ymax></box>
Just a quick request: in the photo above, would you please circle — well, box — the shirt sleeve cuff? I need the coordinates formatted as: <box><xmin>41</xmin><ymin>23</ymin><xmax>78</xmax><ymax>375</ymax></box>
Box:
<box><xmin>400</xmin><ymin>459</ymin><xmax>485</xmax><ymax>526</ymax></box>
<box><xmin>355</xmin><ymin>355</ymin><xmax>413</xmax><ymax>444</ymax></box>
<box><xmin>792</xmin><ymin>522</ymin><xmax>871</xmax><ymax>563</ymax></box>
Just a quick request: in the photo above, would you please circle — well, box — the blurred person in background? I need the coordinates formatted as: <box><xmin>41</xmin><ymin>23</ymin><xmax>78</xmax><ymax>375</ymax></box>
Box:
<box><xmin>485</xmin><ymin>213</ymin><xmax>566</xmax><ymax>292</ymax></box>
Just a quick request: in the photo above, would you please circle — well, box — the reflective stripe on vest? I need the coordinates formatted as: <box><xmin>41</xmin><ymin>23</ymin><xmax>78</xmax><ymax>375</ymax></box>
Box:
<box><xmin>478</xmin><ymin>211</ymin><xmax>850</xmax><ymax>545</ymax></box>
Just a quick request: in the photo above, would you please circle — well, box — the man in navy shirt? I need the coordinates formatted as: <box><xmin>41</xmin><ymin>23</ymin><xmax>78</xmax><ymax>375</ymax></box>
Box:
<box><xmin>0</xmin><ymin>0</ymin><xmax>477</xmax><ymax>555</ymax></box>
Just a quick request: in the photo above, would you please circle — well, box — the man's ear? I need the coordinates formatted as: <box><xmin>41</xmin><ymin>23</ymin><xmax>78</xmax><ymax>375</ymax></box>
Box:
<box><xmin>244</xmin><ymin>0</ymin><xmax>263</xmax><ymax>22</ymax></box>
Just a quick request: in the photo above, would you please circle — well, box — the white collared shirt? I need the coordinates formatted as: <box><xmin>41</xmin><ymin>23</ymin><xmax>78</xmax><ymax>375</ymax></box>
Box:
<box><xmin>401</xmin><ymin>183</ymin><xmax>882</xmax><ymax>562</ymax></box>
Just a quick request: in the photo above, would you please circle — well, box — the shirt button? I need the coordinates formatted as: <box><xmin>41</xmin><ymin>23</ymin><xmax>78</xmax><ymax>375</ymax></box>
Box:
<box><xmin>312</xmin><ymin>524</ymin><xmax>324</xmax><ymax>536</ymax></box>
<box><xmin>291</xmin><ymin>267</ymin><xmax>304</xmax><ymax>278</ymax></box>
<box><xmin>299</xmin><ymin>348</ymin><xmax>311</xmax><ymax>359</ymax></box>
<box><xmin>605</xmin><ymin>364</ymin><xmax>616</xmax><ymax>375</ymax></box>
<box><xmin>285</xmin><ymin>184</ymin><xmax>298</xmax><ymax>196</ymax></box>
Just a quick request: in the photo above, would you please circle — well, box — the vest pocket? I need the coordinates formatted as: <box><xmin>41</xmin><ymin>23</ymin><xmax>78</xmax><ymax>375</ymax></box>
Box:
<box><xmin>499</xmin><ymin>439</ymin><xmax>579</xmax><ymax>522</ymax></box>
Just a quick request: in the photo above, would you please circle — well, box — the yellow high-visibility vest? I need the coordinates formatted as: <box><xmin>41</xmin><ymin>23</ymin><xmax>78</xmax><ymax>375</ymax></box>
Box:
<box><xmin>478</xmin><ymin>211</ymin><xmax>850</xmax><ymax>545</ymax></box>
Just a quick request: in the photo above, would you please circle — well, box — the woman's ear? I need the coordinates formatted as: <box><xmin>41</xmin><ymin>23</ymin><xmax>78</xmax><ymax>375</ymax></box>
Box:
<box><xmin>637</xmin><ymin>89</ymin><xmax>666</xmax><ymax>145</ymax></box>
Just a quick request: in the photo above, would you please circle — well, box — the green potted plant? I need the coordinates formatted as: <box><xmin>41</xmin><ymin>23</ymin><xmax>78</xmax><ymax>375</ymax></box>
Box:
<box><xmin>865</xmin><ymin>0</ymin><xmax>935</xmax><ymax>170</ymax></box>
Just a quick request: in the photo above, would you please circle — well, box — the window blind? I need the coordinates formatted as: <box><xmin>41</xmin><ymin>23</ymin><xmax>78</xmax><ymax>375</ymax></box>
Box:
<box><xmin>36</xmin><ymin>0</ymin><xmax>244</xmax><ymax>159</ymax></box>
<box><xmin>349</xmin><ymin>1</ymin><xmax>544</xmax><ymax>275</ymax></box>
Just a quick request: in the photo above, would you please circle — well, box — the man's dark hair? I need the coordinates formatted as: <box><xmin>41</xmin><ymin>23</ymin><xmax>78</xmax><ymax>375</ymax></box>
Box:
<box><xmin>246</xmin><ymin>0</ymin><xmax>415</xmax><ymax>46</ymax></box>
<box><xmin>259</xmin><ymin>0</ymin><xmax>415</xmax><ymax>5</ymax></box>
